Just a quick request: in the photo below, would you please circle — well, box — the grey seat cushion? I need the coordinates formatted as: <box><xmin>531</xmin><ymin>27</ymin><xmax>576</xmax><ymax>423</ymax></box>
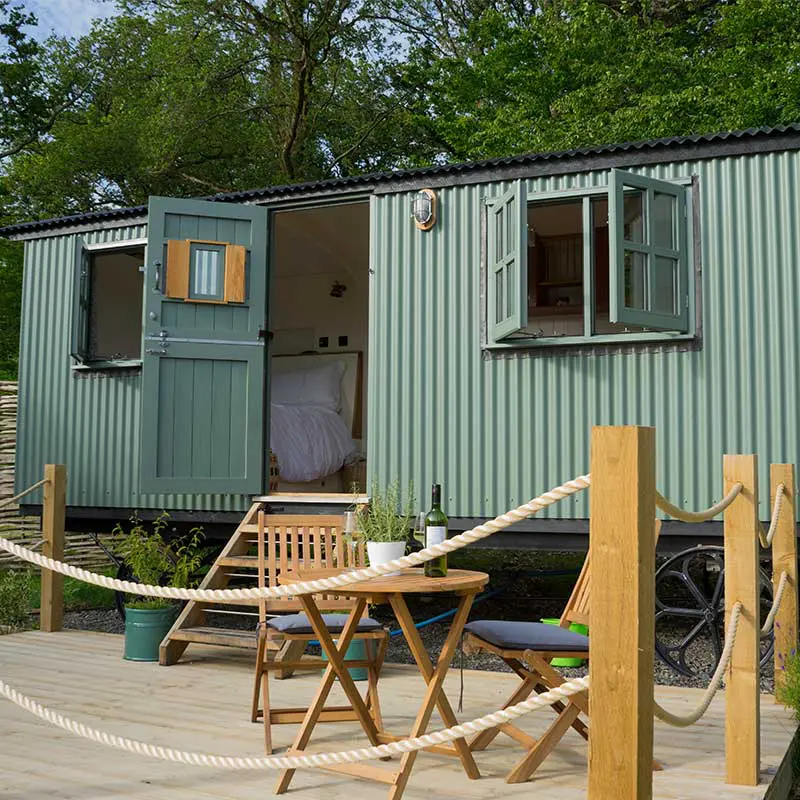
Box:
<box><xmin>267</xmin><ymin>613</ymin><xmax>383</xmax><ymax>635</ymax></box>
<box><xmin>464</xmin><ymin>620</ymin><xmax>589</xmax><ymax>652</ymax></box>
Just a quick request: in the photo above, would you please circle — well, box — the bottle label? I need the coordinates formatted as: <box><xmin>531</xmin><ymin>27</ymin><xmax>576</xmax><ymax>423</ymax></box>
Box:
<box><xmin>426</xmin><ymin>526</ymin><xmax>447</xmax><ymax>547</ymax></box>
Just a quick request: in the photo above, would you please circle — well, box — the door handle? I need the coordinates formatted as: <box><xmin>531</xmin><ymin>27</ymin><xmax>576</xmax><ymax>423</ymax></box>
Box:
<box><xmin>152</xmin><ymin>260</ymin><xmax>162</xmax><ymax>293</ymax></box>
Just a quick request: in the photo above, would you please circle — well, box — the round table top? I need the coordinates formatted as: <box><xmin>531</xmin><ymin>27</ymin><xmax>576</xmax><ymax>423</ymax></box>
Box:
<box><xmin>278</xmin><ymin>567</ymin><xmax>489</xmax><ymax>596</ymax></box>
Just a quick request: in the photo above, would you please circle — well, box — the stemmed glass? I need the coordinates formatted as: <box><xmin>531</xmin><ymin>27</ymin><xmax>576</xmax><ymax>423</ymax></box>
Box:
<box><xmin>412</xmin><ymin>512</ymin><xmax>426</xmax><ymax>549</ymax></box>
<box><xmin>343</xmin><ymin>510</ymin><xmax>358</xmax><ymax>567</ymax></box>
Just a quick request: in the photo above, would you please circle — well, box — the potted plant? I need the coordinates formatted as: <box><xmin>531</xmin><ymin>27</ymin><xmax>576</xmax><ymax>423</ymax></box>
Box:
<box><xmin>354</xmin><ymin>480</ymin><xmax>414</xmax><ymax>576</ymax></box>
<box><xmin>111</xmin><ymin>512</ymin><xmax>209</xmax><ymax>662</ymax></box>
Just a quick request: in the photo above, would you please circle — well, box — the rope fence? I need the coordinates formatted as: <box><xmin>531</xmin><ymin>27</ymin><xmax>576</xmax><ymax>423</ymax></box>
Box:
<box><xmin>655</xmin><ymin>483</ymin><xmax>743</xmax><ymax>522</ymax></box>
<box><xmin>0</xmin><ymin>448</ymin><xmax>794</xmax><ymax>791</ymax></box>
<box><xmin>653</xmin><ymin>603</ymin><xmax>742</xmax><ymax>727</ymax></box>
<box><xmin>0</xmin><ymin>474</ymin><xmax>592</xmax><ymax>600</ymax></box>
<box><xmin>0</xmin><ymin>675</ymin><xmax>590</xmax><ymax>769</ymax></box>
<box><xmin>759</xmin><ymin>483</ymin><xmax>785</xmax><ymax>548</ymax></box>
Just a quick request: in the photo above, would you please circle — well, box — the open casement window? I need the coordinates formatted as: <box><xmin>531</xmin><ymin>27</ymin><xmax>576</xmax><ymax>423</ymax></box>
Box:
<box><xmin>165</xmin><ymin>238</ymin><xmax>247</xmax><ymax>303</ymax></box>
<box><xmin>70</xmin><ymin>241</ymin><xmax>90</xmax><ymax>363</ymax></box>
<box><xmin>487</xmin><ymin>181</ymin><xmax>528</xmax><ymax>342</ymax></box>
<box><xmin>609</xmin><ymin>169</ymin><xmax>689</xmax><ymax>332</ymax></box>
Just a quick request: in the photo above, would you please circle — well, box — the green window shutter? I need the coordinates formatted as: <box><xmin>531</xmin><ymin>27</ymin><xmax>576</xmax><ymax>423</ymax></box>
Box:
<box><xmin>70</xmin><ymin>240</ymin><xmax>90</xmax><ymax>363</ymax></box>
<box><xmin>487</xmin><ymin>181</ymin><xmax>528</xmax><ymax>342</ymax></box>
<box><xmin>609</xmin><ymin>168</ymin><xmax>689</xmax><ymax>332</ymax></box>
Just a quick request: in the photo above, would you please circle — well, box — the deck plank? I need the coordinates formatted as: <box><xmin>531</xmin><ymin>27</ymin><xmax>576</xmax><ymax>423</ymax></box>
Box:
<box><xmin>0</xmin><ymin>631</ymin><xmax>794</xmax><ymax>800</ymax></box>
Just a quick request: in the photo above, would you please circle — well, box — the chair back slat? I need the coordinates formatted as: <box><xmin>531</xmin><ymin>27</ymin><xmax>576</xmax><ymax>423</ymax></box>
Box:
<box><xmin>255</xmin><ymin>514</ymin><xmax>364</xmax><ymax>619</ymax></box>
<box><xmin>559</xmin><ymin>519</ymin><xmax>661</xmax><ymax>629</ymax></box>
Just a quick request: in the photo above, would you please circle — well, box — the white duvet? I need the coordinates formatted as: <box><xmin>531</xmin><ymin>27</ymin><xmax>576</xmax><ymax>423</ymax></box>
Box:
<box><xmin>270</xmin><ymin>403</ymin><xmax>357</xmax><ymax>483</ymax></box>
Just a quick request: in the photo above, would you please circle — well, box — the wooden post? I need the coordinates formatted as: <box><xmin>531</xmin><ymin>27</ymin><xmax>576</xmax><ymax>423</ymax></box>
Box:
<box><xmin>723</xmin><ymin>454</ymin><xmax>760</xmax><ymax>786</ymax></box>
<box><xmin>588</xmin><ymin>426</ymin><xmax>656</xmax><ymax>800</ymax></box>
<box><xmin>40</xmin><ymin>464</ymin><xmax>66</xmax><ymax>633</ymax></box>
<box><xmin>771</xmin><ymin>464</ymin><xmax>797</xmax><ymax>701</ymax></box>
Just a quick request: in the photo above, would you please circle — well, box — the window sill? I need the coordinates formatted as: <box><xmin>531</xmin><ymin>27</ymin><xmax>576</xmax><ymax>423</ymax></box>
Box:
<box><xmin>72</xmin><ymin>359</ymin><xmax>142</xmax><ymax>372</ymax></box>
<box><xmin>484</xmin><ymin>330</ymin><xmax>698</xmax><ymax>355</ymax></box>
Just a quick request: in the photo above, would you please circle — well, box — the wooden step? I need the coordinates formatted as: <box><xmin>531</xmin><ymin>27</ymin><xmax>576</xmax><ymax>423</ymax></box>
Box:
<box><xmin>168</xmin><ymin>626</ymin><xmax>257</xmax><ymax>649</ymax></box>
<box><xmin>217</xmin><ymin>555</ymin><xmax>259</xmax><ymax>568</ymax></box>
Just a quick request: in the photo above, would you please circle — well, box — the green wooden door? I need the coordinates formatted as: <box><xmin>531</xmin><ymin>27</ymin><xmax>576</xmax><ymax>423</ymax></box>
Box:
<box><xmin>140</xmin><ymin>196</ymin><xmax>269</xmax><ymax>495</ymax></box>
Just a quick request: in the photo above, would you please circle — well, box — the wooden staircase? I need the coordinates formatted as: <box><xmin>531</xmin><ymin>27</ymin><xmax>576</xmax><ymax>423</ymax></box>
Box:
<box><xmin>160</xmin><ymin>502</ymin><xmax>264</xmax><ymax>665</ymax></box>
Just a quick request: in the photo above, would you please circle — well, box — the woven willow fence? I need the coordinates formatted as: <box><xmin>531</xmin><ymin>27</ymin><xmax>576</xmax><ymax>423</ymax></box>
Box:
<box><xmin>0</xmin><ymin>382</ymin><xmax>109</xmax><ymax>570</ymax></box>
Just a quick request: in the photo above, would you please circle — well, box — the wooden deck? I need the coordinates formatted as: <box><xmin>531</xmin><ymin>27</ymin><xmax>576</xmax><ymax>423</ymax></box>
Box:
<box><xmin>0</xmin><ymin>631</ymin><xmax>796</xmax><ymax>800</ymax></box>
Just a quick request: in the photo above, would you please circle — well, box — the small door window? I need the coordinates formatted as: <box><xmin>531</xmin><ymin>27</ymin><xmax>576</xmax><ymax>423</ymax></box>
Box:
<box><xmin>164</xmin><ymin>239</ymin><xmax>246</xmax><ymax>303</ymax></box>
<box><xmin>189</xmin><ymin>242</ymin><xmax>226</xmax><ymax>301</ymax></box>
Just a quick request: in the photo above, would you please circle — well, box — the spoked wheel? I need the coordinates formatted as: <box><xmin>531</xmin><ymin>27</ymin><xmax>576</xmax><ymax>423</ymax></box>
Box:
<box><xmin>655</xmin><ymin>545</ymin><xmax>774</xmax><ymax>678</ymax></box>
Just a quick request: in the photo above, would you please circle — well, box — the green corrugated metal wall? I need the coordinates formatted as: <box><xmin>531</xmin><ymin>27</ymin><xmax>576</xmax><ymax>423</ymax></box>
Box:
<box><xmin>367</xmin><ymin>152</ymin><xmax>800</xmax><ymax>519</ymax></box>
<box><xmin>15</xmin><ymin>148</ymin><xmax>800</xmax><ymax>520</ymax></box>
<box><xmin>16</xmin><ymin>223</ymin><xmax>249</xmax><ymax>512</ymax></box>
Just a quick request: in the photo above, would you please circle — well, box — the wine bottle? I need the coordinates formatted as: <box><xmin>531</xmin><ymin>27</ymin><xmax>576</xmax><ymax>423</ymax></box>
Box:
<box><xmin>424</xmin><ymin>483</ymin><xmax>448</xmax><ymax>578</ymax></box>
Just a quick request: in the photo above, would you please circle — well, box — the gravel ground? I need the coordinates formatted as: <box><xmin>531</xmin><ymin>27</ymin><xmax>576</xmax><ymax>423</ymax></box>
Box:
<box><xmin>62</xmin><ymin>590</ymin><xmax>775</xmax><ymax>693</ymax></box>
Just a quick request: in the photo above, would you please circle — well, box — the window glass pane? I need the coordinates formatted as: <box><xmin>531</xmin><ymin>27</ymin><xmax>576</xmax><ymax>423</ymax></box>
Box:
<box><xmin>89</xmin><ymin>247</ymin><xmax>145</xmax><ymax>360</ymax></box>
<box><xmin>189</xmin><ymin>244</ymin><xmax>225</xmax><ymax>300</ymax></box>
<box><xmin>623</xmin><ymin>190</ymin><xmax>645</xmax><ymax>243</ymax></box>
<box><xmin>653</xmin><ymin>256</ymin><xmax>677</xmax><ymax>315</ymax></box>
<box><xmin>507</xmin><ymin>260</ymin><xmax>515</xmax><ymax>320</ymax></box>
<box><xmin>653</xmin><ymin>192</ymin><xmax>676</xmax><ymax>249</ymax></box>
<box><xmin>495</xmin><ymin>209</ymin><xmax>503</xmax><ymax>262</ymax></box>
<box><xmin>496</xmin><ymin>269</ymin><xmax>504</xmax><ymax>322</ymax></box>
<box><xmin>506</xmin><ymin>196</ymin><xmax>515</xmax><ymax>258</ymax></box>
<box><xmin>624</xmin><ymin>251</ymin><xmax>647</xmax><ymax>310</ymax></box>
<box><xmin>526</xmin><ymin>199</ymin><xmax>584</xmax><ymax>337</ymax></box>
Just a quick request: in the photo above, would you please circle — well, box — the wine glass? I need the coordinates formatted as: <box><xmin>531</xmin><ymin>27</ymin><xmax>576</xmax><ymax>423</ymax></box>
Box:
<box><xmin>412</xmin><ymin>512</ymin><xmax>426</xmax><ymax>548</ymax></box>
<box><xmin>343</xmin><ymin>510</ymin><xmax>358</xmax><ymax>566</ymax></box>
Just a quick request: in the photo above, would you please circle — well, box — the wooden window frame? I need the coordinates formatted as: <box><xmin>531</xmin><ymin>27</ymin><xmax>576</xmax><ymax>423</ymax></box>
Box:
<box><xmin>483</xmin><ymin>175</ymin><xmax>697</xmax><ymax>351</ymax></box>
<box><xmin>165</xmin><ymin>238</ymin><xmax>247</xmax><ymax>304</ymax></box>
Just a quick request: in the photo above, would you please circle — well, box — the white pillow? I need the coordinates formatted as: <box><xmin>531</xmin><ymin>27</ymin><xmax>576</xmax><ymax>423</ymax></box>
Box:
<box><xmin>271</xmin><ymin>361</ymin><xmax>345</xmax><ymax>411</ymax></box>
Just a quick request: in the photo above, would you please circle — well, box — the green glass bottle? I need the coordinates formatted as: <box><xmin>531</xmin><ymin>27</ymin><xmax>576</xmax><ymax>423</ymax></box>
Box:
<box><xmin>423</xmin><ymin>483</ymin><xmax>448</xmax><ymax>578</ymax></box>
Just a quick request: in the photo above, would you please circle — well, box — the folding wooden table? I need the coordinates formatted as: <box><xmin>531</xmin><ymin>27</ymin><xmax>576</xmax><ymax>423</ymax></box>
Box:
<box><xmin>274</xmin><ymin>567</ymin><xmax>490</xmax><ymax>800</ymax></box>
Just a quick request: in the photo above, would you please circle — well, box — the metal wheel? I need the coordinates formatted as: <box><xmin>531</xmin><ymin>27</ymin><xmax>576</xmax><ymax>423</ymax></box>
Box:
<box><xmin>655</xmin><ymin>545</ymin><xmax>774</xmax><ymax>678</ymax></box>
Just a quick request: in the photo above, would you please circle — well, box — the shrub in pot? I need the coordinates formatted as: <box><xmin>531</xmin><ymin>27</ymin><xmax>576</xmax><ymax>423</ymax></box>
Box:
<box><xmin>111</xmin><ymin>513</ymin><xmax>210</xmax><ymax>662</ymax></box>
<box><xmin>354</xmin><ymin>480</ymin><xmax>415</xmax><ymax>576</ymax></box>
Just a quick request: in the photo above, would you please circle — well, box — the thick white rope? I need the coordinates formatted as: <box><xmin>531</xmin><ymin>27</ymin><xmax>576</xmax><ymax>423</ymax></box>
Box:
<box><xmin>0</xmin><ymin>475</ymin><xmax>591</xmax><ymax>600</ymax></box>
<box><xmin>758</xmin><ymin>484</ymin><xmax>786</xmax><ymax>549</ymax></box>
<box><xmin>0</xmin><ymin>675</ymin><xmax>590</xmax><ymax>769</ymax></box>
<box><xmin>0</xmin><ymin>478</ymin><xmax>49</xmax><ymax>511</ymax></box>
<box><xmin>655</xmin><ymin>483</ymin><xmax>743</xmax><ymax>523</ymax></box>
<box><xmin>761</xmin><ymin>570</ymin><xmax>789</xmax><ymax>637</ymax></box>
<box><xmin>653</xmin><ymin>602</ymin><xmax>742</xmax><ymax>727</ymax></box>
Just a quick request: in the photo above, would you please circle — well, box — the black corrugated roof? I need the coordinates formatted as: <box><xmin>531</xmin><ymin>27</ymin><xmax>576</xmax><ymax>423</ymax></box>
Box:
<box><xmin>4</xmin><ymin>123</ymin><xmax>800</xmax><ymax>237</ymax></box>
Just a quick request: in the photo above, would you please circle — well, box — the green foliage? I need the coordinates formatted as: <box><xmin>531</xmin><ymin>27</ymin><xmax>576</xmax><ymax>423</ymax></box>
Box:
<box><xmin>0</xmin><ymin>239</ymin><xmax>23</xmax><ymax>378</ymax></box>
<box><xmin>0</xmin><ymin>569</ymin><xmax>33</xmax><ymax>632</ymax></box>
<box><xmin>26</xmin><ymin>572</ymin><xmax>116</xmax><ymax>611</ymax></box>
<box><xmin>111</xmin><ymin>512</ymin><xmax>211</xmax><ymax>610</ymax></box>
<box><xmin>354</xmin><ymin>480</ymin><xmax>415</xmax><ymax>543</ymax></box>
<box><xmin>776</xmin><ymin>643</ymin><xmax>800</xmax><ymax>719</ymax></box>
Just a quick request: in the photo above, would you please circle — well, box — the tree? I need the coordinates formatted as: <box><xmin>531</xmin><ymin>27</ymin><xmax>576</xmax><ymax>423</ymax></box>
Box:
<box><xmin>396</xmin><ymin>0</ymin><xmax>800</xmax><ymax>161</ymax></box>
<box><xmin>0</xmin><ymin>2</ymin><xmax>91</xmax><ymax>160</ymax></box>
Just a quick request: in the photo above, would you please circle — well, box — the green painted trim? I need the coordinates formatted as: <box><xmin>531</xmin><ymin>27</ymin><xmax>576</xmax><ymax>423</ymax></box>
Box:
<box><xmin>484</xmin><ymin>331</ymin><xmax>696</xmax><ymax>350</ymax></box>
<box><xmin>72</xmin><ymin>359</ymin><xmax>143</xmax><ymax>371</ymax></box>
<box><xmin>609</xmin><ymin>168</ymin><xmax>690</xmax><ymax>332</ymax></box>
<box><xmin>488</xmin><ymin>181</ymin><xmax>528</xmax><ymax>341</ymax></box>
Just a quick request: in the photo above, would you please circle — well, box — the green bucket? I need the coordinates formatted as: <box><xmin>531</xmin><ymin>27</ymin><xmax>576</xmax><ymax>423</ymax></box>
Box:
<box><xmin>540</xmin><ymin>618</ymin><xmax>588</xmax><ymax>667</ymax></box>
<box><xmin>321</xmin><ymin>639</ymin><xmax>369</xmax><ymax>681</ymax></box>
<box><xmin>123</xmin><ymin>605</ymin><xmax>179</xmax><ymax>662</ymax></box>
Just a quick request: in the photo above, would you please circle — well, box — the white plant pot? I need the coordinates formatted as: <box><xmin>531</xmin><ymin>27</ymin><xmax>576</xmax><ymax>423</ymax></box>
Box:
<box><xmin>367</xmin><ymin>540</ymin><xmax>406</xmax><ymax>576</ymax></box>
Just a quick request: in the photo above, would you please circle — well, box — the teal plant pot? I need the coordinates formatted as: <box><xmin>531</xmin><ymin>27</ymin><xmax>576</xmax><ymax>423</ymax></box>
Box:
<box><xmin>123</xmin><ymin>605</ymin><xmax>179</xmax><ymax>662</ymax></box>
<box><xmin>540</xmin><ymin>618</ymin><xmax>589</xmax><ymax>667</ymax></box>
<box><xmin>322</xmin><ymin>639</ymin><xmax>369</xmax><ymax>681</ymax></box>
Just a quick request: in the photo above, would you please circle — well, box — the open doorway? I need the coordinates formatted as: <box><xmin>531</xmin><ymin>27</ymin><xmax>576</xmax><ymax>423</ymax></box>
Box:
<box><xmin>268</xmin><ymin>201</ymin><xmax>370</xmax><ymax>495</ymax></box>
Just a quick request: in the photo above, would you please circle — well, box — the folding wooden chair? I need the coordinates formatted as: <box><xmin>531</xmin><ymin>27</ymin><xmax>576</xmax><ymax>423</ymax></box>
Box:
<box><xmin>250</xmin><ymin>513</ymin><xmax>389</xmax><ymax>754</ymax></box>
<box><xmin>463</xmin><ymin>521</ymin><xmax>661</xmax><ymax>783</ymax></box>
